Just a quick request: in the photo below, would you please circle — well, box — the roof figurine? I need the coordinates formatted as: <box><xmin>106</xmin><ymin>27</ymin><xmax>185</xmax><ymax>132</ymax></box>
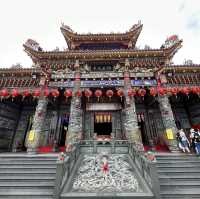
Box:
<box><xmin>163</xmin><ymin>35</ymin><xmax>180</xmax><ymax>48</ymax></box>
<box><xmin>24</xmin><ymin>39</ymin><xmax>43</xmax><ymax>51</ymax></box>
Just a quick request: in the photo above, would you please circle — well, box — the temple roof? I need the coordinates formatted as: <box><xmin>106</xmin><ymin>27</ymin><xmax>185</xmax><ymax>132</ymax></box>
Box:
<box><xmin>0</xmin><ymin>68</ymin><xmax>43</xmax><ymax>89</ymax></box>
<box><xmin>23</xmin><ymin>39</ymin><xmax>182</xmax><ymax>63</ymax></box>
<box><xmin>60</xmin><ymin>22</ymin><xmax>143</xmax><ymax>50</ymax></box>
<box><xmin>23</xmin><ymin>25</ymin><xmax>183</xmax><ymax>72</ymax></box>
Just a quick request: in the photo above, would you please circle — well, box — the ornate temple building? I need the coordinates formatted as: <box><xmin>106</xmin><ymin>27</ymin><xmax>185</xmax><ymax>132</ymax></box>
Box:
<box><xmin>0</xmin><ymin>22</ymin><xmax>200</xmax><ymax>153</ymax></box>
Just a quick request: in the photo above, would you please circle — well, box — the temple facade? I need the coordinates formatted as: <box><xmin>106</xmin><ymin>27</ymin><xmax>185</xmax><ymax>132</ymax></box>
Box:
<box><xmin>0</xmin><ymin>22</ymin><xmax>200</xmax><ymax>153</ymax></box>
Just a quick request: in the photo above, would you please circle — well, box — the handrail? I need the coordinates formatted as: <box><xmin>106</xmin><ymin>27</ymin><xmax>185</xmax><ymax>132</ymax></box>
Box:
<box><xmin>129</xmin><ymin>143</ymin><xmax>160</xmax><ymax>199</ymax></box>
<box><xmin>54</xmin><ymin>144</ymin><xmax>80</xmax><ymax>199</ymax></box>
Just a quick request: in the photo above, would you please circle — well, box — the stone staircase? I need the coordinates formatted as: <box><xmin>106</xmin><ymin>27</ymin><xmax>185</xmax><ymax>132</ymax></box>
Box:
<box><xmin>156</xmin><ymin>153</ymin><xmax>200</xmax><ymax>199</ymax></box>
<box><xmin>0</xmin><ymin>153</ymin><xmax>58</xmax><ymax>199</ymax></box>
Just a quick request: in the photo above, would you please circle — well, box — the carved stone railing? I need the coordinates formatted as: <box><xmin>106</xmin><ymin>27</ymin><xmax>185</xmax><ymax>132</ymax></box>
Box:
<box><xmin>129</xmin><ymin>143</ymin><xmax>160</xmax><ymax>199</ymax></box>
<box><xmin>79</xmin><ymin>139</ymin><xmax>129</xmax><ymax>153</ymax></box>
<box><xmin>54</xmin><ymin>144</ymin><xmax>80</xmax><ymax>199</ymax></box>
<box><xmin>54</xmin><ymin>140</ymin><xmax>160</xmax><ymax>199</ymax></box>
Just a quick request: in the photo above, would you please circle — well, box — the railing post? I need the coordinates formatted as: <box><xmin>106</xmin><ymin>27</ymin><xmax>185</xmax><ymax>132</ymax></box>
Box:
<box><xmin>149</xmin><ymin>162</ymin><xmax>161</xmax><ymax>199</ymax></box>
<box><xmin>111</xmin><ymin>140</ymin><xmax>115</xmax><ymax>154</ymax></box>
<box><xmin>54</xmin><ymin>160</ymin><xmax>64</xmax><ymax>199</ymax></box>
<box><xmin>93</xmin><ymin>141</ymin><xmax>97</xmax><ymax>153</ymax></box>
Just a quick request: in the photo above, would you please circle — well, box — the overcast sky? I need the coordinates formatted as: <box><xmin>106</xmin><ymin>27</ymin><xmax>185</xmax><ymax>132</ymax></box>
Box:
<box><xmin>0</xmin><ymin>0</ymin><xmax>199</xmax><ymax>68</ymax></box>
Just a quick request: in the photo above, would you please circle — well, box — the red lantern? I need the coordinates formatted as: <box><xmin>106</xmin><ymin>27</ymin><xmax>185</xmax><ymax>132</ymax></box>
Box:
<box><xmin>95</xmin><ymin>89</ymin><xmax>102</xmax><ymax>101</ymax></box>
<box><xmin>171</xmin><ymin>87</ymin><xmax>179</xmax><ymax>96</ymax></box>
<box><xmin>51</xmin><ymin>89</ymin><xmax>60</xmax><ymax>98</ymax></box>
<box><xmin>117</xmin><ymin>89</ymin><xmax>124</xmax><ymax>101</ymax></box>
<box><xmin>11</xmin><ymin>89</ymin><xmax>19</xmax><ymax>98</ymax></box>
<box><xmin>158</xmin><ymin>87</ymin><xmax>166</xmax><ymax>96</ymax></box>
<box><xmin>0</xmin><ymin>89</ymin><xmax>9</xmax><ymax>98</ymax></box>
<box><xmin>128</xmin><ymin>88</ymin><xmax>136</xmax><ymax>97</ymax></box>
<box><xmin>106</xmin><ymin>90</ymin><xmax>114</xmax><ymax>99</ymax></box>
<box><xmin>138</xmin><ymin>88</ymin><xmax>146</xmax><ymax>97</ymax></box>
<box><xmin>191</xmin><ymin>86</ymin><xmax>198</xmax><ymax>94</ymax></box>
<box><xmin>150</xmin><ymin>87</ymin><xmax>157</xmax><ymax>97</ymax></box>
<box><xmin>95</xmin><ymin>89</ymin><xmax>102</xmax><ymax>97</ymax></box>
<box><xmin>84</xmin><ymin>89</ymin><xmax>92</xmax><ymax>98</ymax></box>
<box><xmin>181</xmin><ymin>87</ymin><xmax>190</xmax><ymax>95</ymax></box>
<box><xmin>43</xmin><ymin>88</ymin><xmax>49</xmax><ymax>97</ymax></box>
<box><xmin>33</xmin><ymin>89</ymin><xmax>41</xmax><ymax>98</ymax></box>
<box><xmin>75</xmin><ymin>90</ymin><xmax>82</xmax><ymax>97</ymax></box>
<box><xmin>197</xmin><ymin>87</ymin><xmax>200</xmax><ymax>95</ymax></box>
<box><xmin>117</xmin><ymin>89</ymin><xmax>124</xmax><ymax>97</ymax></box>
<box><xmin>64</xmin><ymin>89</ymin><xmax>72</xmax><ymax>98</ymax></box>
<box><xmin>23</xmin><ymin>89</ymin><xmax>30</xmax><ymax>98</ymax></box>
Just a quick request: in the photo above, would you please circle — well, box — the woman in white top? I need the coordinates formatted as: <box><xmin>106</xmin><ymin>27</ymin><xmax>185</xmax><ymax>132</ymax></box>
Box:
<box><xmin>179</xmin><ymin>129</ymin><xmax>190</xmax><ymax>153</ymax></box>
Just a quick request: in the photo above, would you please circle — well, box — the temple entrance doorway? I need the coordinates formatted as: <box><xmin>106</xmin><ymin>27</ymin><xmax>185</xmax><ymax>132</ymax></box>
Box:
<box><xmin>58</xmin><ymin>114</ymin><xmax>69</xmax><ymax>146</ymax></box>
<box><xmin>94</xmin><ymin>112</ymin><xmax>112</xmax><ymax>137</ymax></box>
<box><xmin>137</xmin><ymin>113</ymin><xmax>148</xmax><ymax>145</ymax></box>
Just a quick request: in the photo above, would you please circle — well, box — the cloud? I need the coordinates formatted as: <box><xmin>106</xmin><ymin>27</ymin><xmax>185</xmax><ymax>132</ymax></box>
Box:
<box><xmin>0</xmin><ymin>0</ymin><xmax>200</xmax><ymax>67</ymax></box>
<box><xmin>178</xmin><ymin>1</ymin><xmax>186</xmax><ymax>12</ymax></box>
<box><xmin>186</xmin><ymin>14</ymin><xmax>200</xmax><ymax>31</ymax></box>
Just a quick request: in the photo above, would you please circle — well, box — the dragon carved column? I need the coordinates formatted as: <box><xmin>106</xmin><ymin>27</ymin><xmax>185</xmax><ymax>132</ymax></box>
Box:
<box><xmin>65</xmin><ymin>60</ymin><xmax>83</xmax><ymax>151</ymax></box>
<box><xmin>123</xmin><ymin>59</ymin><xmax>143</xmax><ymax>151</ymax></box>
<box><xmin>26</xmin><ymin>96</ymin><xmax>48</xmax><ymax>154</ymax></box>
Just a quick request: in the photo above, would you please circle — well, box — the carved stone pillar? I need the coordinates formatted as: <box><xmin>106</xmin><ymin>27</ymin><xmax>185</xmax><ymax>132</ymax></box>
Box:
<box><xmin>65</xmin><ymin>61</ymin><xmax>83</xmax><ymax>150</ymax></box>
<box><xmin>157</xmin><ymin>95</ymin><xmax>178</xmax><ymax>151</ymax></box>
<box><xmin>26</xmin><ymin>97</ymin><xmax>48</xmax><ymax>153</ymax></box>
<box><xmin>123</xmin><ymin>66</ymin><xmax>143</xmax><ymax>151</ymax></box>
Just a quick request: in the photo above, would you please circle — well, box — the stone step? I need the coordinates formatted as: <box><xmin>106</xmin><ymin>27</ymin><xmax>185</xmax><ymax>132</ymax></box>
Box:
<box><xmin>60</xmin><ymin>193</ymin><xmax>154</xmax><ymax>199</ymax></box>
<box><xmin>159</xmin><ymin>178</ymin><xmax>200</xmax><ymax>184</ymax></box>
<box><xmin>161</xmin><ymin>188</ymin><xmax>200</xmax><ymax>196</ymax></box>
<box><xmin>0</xmin><ymin>181</ymin><xmax>54</xmax><ymax>187</ymax></box>
<box><xmin>0</xmin><ymin>175</ymin><xmax>55</xmax><ymax>180</ymax></box>
<box><xmin>0</xmin><ymin>161</ymin><xmax>57</xmax><ymax>165</ymax></box>
<box><xmin>0</xmin><ymin>158</ymin><xmax>57</xmax><ymax>162</ymax></box>
<box><xmin>0</xmin><ymin>165</ymin><xmax>56</xmax><ymax>169</ymax></box>
<box><xmin>0</xmin><ymin>189</ymin><xmax>53</xmax><ymax>196</ymax></box>
<box><xmin>159</xmin><ymin>174</ymin><xmax>200</xmax><ymax>180</ymax></box>
<box><xmin>0</xmin><ymin>154</ymin><xmax>57</xmax><ymax>199</ymax></box>
<box><xmin>0</xmin><ymin>169</ymin><xmax>56</xmax><ymax>176</ymax></box>
<box><xmin>157</xmin><ymin>163</ymin><xmax>200</xmax><ymax>168</ymax></box>
<box><xmin>157</xmin><ymin>167</ymin><xmax>200</xmax><ymax>172</ymax></box>
<box><xmin>161</xmin><ymin>196</ymin><xmax>199</xmax><ymax>199</ymax></box>
<box><xmin>156</xmin><ymin>156</ymin><xmax>200</xmax><ymax>160</ymax></box>
<box><xmin>0</xmin><ymin>197</ymin><xmax>53</xmax><ymax>199</ymax></box>
<box><xmin>160</xmin><ymin>180</ymin><xmax>200</xmax><ymax>191</ymax></box>
<box><xmin>0</xmin><ymin>168</ymin><xmax>56</xmax><ymax>173</ymax></box>
<box><xmin>158</xmin><ymin>168</ymin><xmax>200</xmax><ymax>174</ymax></box>
<box><xmin>0</xmin><ymin>173</ymin><xmax>55</xmax><ymax>177</ymax></box>
<box><xmin>0</xmin><ymin>179</ymin><xmax>55</xmax><ymax>184</ymax></box>
<box><xmin>156</xmin><ymin>161</ymin><xmax>200</xmax><ymax>165</ymax></box>
<box><xmin>0</xmin><ymin>155</ymin><xmax>57</xmax><ymax>158</ymax></box>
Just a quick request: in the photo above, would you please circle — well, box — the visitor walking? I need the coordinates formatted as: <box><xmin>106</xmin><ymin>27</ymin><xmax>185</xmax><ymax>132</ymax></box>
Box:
<box><xmin>178</xmin><ymin>129</ymin><xmax>190</xmax><ymax>153</ymax></box>
<box><xmin>193</xmin><ymin>129</ymin><xmax>200</xmax><ymax>155</ymax></box>
<box><xmin>189</xmin><ymin>128</ymin><xmax>196</xmax><ymax>152</ymax></box>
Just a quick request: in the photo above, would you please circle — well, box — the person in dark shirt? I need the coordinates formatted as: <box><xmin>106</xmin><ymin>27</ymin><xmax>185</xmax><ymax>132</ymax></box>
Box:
<box><xmin>194</xmin><ymin>129</ymin><xmax>200</xmax><ymax>155</ymax></box>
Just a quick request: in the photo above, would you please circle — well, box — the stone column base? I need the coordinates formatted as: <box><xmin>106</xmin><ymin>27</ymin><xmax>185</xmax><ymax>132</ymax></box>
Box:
<box><xmin>27</xmin><ymin>147</ymin><xmax>37</xmax><ymax>154</ymax></box>
<box><xmin>168</xmin><ymin>140</ymin><xmax>179</xmax><ymax>152</ymax></box>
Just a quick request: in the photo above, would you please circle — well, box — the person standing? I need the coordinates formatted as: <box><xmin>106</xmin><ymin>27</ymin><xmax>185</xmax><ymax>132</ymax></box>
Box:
<box><xmin>189</xmin><ymin>128</ymin><xmax>195</xmax><ymax>152</ymax></box>
<box><xmin>179</xmin><ymin>129</ymin><xmax>190</xmax><ymax>153</ymax></box>
<box><xmin>194</xmin><ymin>129</ymin><xmax>200</xmax><ymax>155</ymax></box>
